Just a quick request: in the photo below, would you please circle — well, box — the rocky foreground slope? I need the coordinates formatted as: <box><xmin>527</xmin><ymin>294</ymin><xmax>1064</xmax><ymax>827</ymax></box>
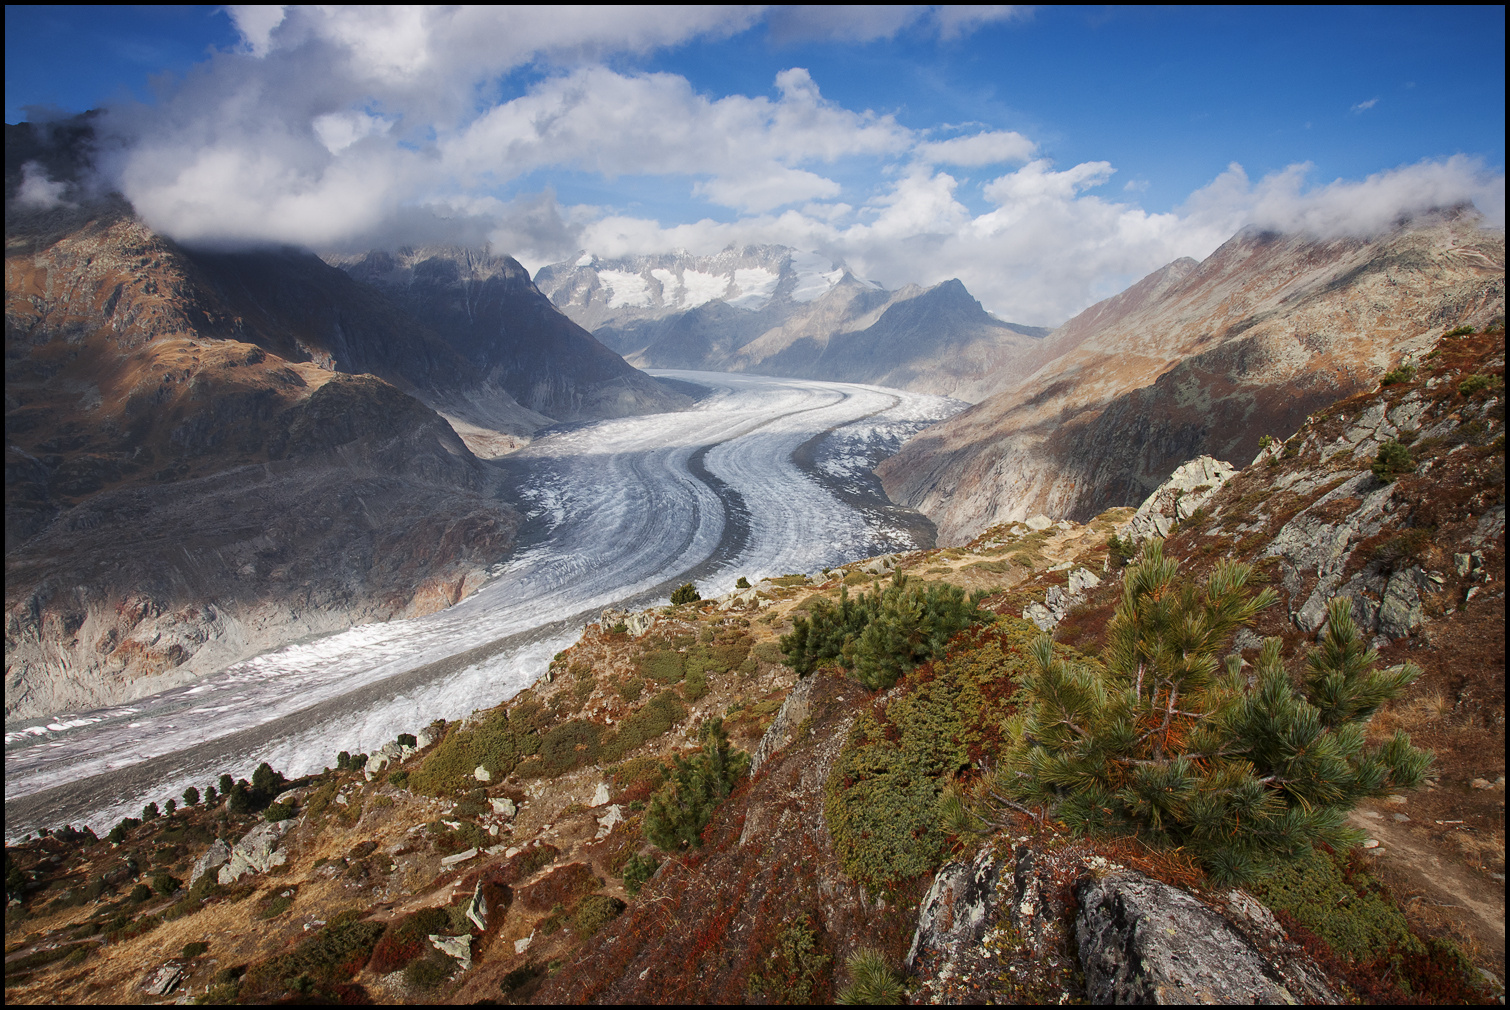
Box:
<box><xmin>4</xmin><ymin>325</ymin><xmax>1501</xmax><ymax>1004</ymax></box>
<box><xmin>536</xmin><ymin>246</ymin><xmax>1047</xmax><ymax>401</ymax></box>
<box><xmin>879</xmin><ymin>211</ymin><xmax>1506</xmax><ymax>544</ymax></box>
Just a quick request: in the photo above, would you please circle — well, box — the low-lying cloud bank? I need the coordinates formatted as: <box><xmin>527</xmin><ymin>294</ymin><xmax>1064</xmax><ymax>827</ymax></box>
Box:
<box><xmin>35</xmin><ymin>5</ymin><xmax>1503</xmax><ymax>326</ymax></box>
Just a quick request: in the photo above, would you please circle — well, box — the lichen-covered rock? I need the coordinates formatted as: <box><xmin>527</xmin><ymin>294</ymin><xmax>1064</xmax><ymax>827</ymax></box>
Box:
<box><xmin>906</xmin><ymin>846</ymin><xmax>1002</xmax><ymax>969</ymax></box>
<box><xmin>1377</xmin><ymin>568</ymin><xmax>1424</xmax><ymax>639</ymax></box>
<box><xmin>1265</xmin><ymin>472</ymin><xmax>1399</xmax><ymax>632</ymax></box>
<box><xmin>440</xmin><ymin>847</ymin><xmax>479</xmax><ymax>868</ymax></box>
<box><xmin>748</xmin><ymin>671</ymin><xmax>815</xmax><ymax>775</ymax></box>
<box><xmin>1076</xmin><ymin>870</ymin><xmax>1324</xmax><ymax>1004</ymax></box>
<box><xmin>189</xmin><ymin>838</ymin><xmax>232</xmax><ymax>887</ymax></box>
<box><xmin>364</xmin><ymin>753</ymin><xmax>389</xmax><ymax>780</ymax></box>
<box><xmin>1022</xmin><ymin>567</ymin><xmax>1102</xmax><ymax>631</ymax></box>
<box><xmin>1126</xmin><ymin>456</ymin><xmax>1237</xmax><ymax>543</ymax></box>
<box><xmin>1022</xmin><ymin>600</ymin><xmax>1055</xmax><ymax>631</ymax></box>
<box><xmin>217</xmin><ymin>820</ymin><xmax>290</xmax><ymax>885</ymax></box>
<box><xmin>429</xmin><ymin>932</ymin><xmax>473</xmax><ymax>971</ymax></box>
<box><xmin>465</xmin><ymin>882</ymin><xmax>489</xmax><ymax>932</ymax></box>
<box><xmin>600</xmin><ymin>607</ymin><xmax>658</xmax><ymax>635</ymax></box>
<box><xmin>1067</xmin><ymin>567</ymin><xmax>1101</xmax><ymax>594</ymax></box>
<box><xmin>141</xmin><ymin>961</ymin><xmax>185</xmax><ymax>996</ymax></box>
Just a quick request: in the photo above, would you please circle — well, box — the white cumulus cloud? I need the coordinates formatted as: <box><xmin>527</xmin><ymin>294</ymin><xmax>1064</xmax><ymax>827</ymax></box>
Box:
<box><xmin>87</xmin><ymin>6</ymin><xmax>1503</xmax><ymax>326</ymax></box>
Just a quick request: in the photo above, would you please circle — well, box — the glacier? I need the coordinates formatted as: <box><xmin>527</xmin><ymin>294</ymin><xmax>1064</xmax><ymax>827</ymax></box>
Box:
<box><xmin>2</xmin><ymin>372</ymin><xmax>961</xmax><ymax>841</ymax></box>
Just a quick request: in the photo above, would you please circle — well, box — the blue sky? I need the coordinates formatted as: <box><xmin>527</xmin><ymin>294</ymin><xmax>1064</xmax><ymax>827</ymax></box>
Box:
<box><xmin>6</xmin><ymin>6</ymin><xmax>1505</xmax><ymax>324</ymax></box>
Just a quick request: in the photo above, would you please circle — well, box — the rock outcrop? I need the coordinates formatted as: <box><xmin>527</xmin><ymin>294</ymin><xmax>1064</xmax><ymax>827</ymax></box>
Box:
<box><xmin>217</xmin><ymin>820</ymin><xmax>290</xmax><ymax>885</ymax></box>
<box><xmin>906</xmin><ymin>843</ymin><xmax>1340</xmax><ymax>1005</ymax></box>
<box><xmin>1124</xmin><ymin>455</ymin><xmax>1238</xmax><ymax>543</ymax></box>
<box><xmin>880</xmin><ymin>213</ymin><xmax>1506</xmax><ymax>544</ymax></box>
<box><xmin>1021</xmin><ymin>565</ymin><xmax>1102</xmax><ymax>630</ymax></box>
<box><xmin>188</xmin><ymin>839</ymin><xmax>232</xmax><ymax>887</ymax></box>
<box><xmin>1076</xmin><ymin>870</ymin><xmax>1337</xmax><ymax>1004</ymax></box>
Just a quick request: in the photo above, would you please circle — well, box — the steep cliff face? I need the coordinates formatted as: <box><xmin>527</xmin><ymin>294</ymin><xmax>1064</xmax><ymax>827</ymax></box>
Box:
<box><xmin>536</xmin><ymin>246</ymin><xmax>1046</xmax><ymax>400</ymax></box>
<box><xmin>336</xmin><ymin>247</ymin><xmax>688</xmax><ymax>422</ymax></box>
<box><xmin>4</xmin><ymin>122</ymin><xmax>521</xmax><ymax>718</ymax></box>
<box><xmin>879</xmin><ymin>214</ymin><xmax>1506</xmax><ymax>543</ymax></box>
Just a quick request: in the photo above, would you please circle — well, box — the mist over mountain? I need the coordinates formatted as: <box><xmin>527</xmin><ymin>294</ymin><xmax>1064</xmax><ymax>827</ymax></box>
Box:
<box><xmin>2</xmin><ymin>117</ymin><xmax>683</xmax><ymax>718</ymax></box>
<box><xmin>537</xmin><ymin>246</ymin><xmax>1051</xmax><ymax>401</ymax></box>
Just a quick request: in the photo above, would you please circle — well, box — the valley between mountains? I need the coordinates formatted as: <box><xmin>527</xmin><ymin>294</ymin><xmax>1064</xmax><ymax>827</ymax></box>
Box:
<box><xmin>5</xmin><ymin>371</ymin><xmax>959</xmax><ymax>842</ymax></box>
<box><xmin>3</xmin><ymin>115</ymin><xmax>1506</xmax><ymax>1005</ymax></box>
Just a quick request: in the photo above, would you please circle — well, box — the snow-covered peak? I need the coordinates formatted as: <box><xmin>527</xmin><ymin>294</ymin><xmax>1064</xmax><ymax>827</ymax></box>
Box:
<box><xmin>535</xmin><ymin>245</ymin><xmax>866</xmax><ymax>325</ymax></box>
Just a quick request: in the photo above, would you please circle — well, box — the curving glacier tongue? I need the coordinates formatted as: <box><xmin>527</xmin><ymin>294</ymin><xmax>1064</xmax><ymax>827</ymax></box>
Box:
<box><xmin>2</xmin><ymin>371</ymin><xmax>961</xmax><ymax>841</ymax></box>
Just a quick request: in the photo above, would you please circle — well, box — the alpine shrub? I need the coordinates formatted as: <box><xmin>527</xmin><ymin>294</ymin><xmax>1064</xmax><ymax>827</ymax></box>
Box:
<box><xmin>747</xmin><ymin>916</ymin><xmax>831</xmax><ymax>1004</ymax></box>
<box><xmin>572</xmin><ymin>894</ymin><xmax>627</xmax><ymax>937</ymax></box>
<box><xmin>1371</xmin><ymin>440</ymin><xmax>1415</xmax><ymax>483</ymax></box>
<box><xmin>670</xmin><ymin>583</ymin><xmax>701</xmax><ymax>605</ymax></box>
<box><xmin>780</xmin><ymin>575</ymin><xmax>989</xmax><ymax>689</ymax></box>
<box><xmin>645</xmin><ymin>719</ymin><xmax>750</xmax><ymax>851</ymax></box>
<box><xmin>620</xmin><ymin>853</ymin><xmax>660</xmax><ymax>897</ymax></box>
<box><xmin>1458</xmin><ymin>372</ymin><xmax>1495</xmax><ymax>396</ymax></box>
<box><xmin>1001</xmin><ymin>541</ymin><xmax>1431</xmax><ymax>883</ymax></box>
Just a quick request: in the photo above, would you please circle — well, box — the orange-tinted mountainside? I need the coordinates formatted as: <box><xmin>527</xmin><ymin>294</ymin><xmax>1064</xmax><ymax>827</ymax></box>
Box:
<box><xmin>879</xmin><ymin>213</ymin><xmax>1506</xmax><ymax>543</ymax></box>
<box><xmin>3</xmin><ymin>122</ymin><xmax>522</xmax><ymax>717</ymax></box>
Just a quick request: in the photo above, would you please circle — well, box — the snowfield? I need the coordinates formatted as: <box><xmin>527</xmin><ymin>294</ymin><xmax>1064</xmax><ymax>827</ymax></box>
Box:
<box><xmin>2</xmin><ymin>372</ymin><xmax>961</xmax><ymax>841</ymax></box>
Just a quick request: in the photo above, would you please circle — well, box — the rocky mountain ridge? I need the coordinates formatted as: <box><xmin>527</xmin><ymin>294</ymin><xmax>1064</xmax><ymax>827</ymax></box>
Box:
<box><xmin>536</xmin><ymin>245</ymin><xmax>1049</xmax><ymax>401</ymax></box>
<box><xmin>332</xmin><ymin>246</ymin><xmax>687</xmax><ymax>429</ymax></box>
<box><xmin>3</xmin><ymin>118</ymin><xmax>682</xmax><ymax>718</ymax></box>
<box><xmin>879</xmin><ymin>212</ymin><xmax>1506</xmax><ymax>543</ymax></box>
<box><xmin>4</xmin><ymin>324</ymin><xmax>1500</xmax><ymax>1004</ymax></box>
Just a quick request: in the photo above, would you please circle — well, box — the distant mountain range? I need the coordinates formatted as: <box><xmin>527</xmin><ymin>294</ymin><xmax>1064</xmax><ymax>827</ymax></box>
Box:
<box><xmin>878</xmin><ymin>209</ymin><xmax>1507</xmax><ymax>544</ymax></box>
<box><xmin>8</xmin><ymin>113</ymin><xmax>1504</xmax><ymax>719</ymax></box>
<box><xmin>536</xmin><ymin>246</ymin><xmax>1051</xmax><ymax>401</ymax></box>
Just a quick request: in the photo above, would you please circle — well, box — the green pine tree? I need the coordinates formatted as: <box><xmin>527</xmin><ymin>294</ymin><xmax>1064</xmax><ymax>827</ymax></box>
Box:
<box><xmin>645</xmin><ymin>719</ymin><xmax>750</xmax><ymax>851</ymax></box>
<box><xmin>994</xmin><ymin>541</ymin><xmax>1431</xmax><ymax>882</ymax></box>
<box><xmin>781</xmin><ymin>574</ymin><xmax>989</xmax><ymax>688</ymax></box>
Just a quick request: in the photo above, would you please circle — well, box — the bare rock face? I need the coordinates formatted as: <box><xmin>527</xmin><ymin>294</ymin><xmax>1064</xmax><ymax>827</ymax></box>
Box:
<box><xmin>1076</xmin><ymin>870</ymin><xmax>1337</xmax><ymax>1004</ymax></box>
<box><xmin>335</xmin><ymin>247</ymin><xmax>689</xmax><ymax>422</ymax></box>
<box><xmin>880</xmin><ymin>214</ymin><xmax>1506</xmax><ymax>544</ymax></box>
<box><xmin>217</xmin><ymin>820</ymin><xmax>290</xmax><ymax>885</ymax></box>
<box><xmin>1125</xmin><ymin>455</ymin><xmax>1238</xmax><ymax>543</ymax></box>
